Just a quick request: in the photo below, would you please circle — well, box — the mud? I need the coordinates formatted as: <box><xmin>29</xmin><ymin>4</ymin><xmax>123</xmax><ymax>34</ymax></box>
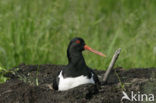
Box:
<box><xmin>0</xmin><ymin>64</ymin><xmax>156</xmax><ymax>103</ymax></box>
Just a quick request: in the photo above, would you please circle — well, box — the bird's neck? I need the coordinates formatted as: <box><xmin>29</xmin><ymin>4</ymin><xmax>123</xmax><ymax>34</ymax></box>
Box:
<box><xmin>67</xmin><ymin>52</ymin><xmax>86</xmax><ymax>67</ymax></box>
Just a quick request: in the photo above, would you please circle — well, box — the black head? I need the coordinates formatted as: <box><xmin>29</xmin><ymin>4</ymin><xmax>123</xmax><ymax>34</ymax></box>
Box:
<box><xmin>67</xmin><ymin>37</ymin><xmax>85</xmax><ymax>53</ymax></box>
<box><xmin>67</xmin><ymin>37</ymin><xmax>106</xmax><ymax>64</ymax></box>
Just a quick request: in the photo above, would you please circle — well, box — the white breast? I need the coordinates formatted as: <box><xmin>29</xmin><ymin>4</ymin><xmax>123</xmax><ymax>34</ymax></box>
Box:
<box><xmin>58</xmin><ymin>71</ymin><xmax>95</xmax><ymax>91</ymax></box>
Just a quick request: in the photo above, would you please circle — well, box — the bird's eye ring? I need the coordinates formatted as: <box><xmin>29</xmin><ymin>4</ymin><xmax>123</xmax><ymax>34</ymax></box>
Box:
<box><xmin>76</xmin><ymin>40</ymin><xmax>80</xmax><ymax>44</ymax></box>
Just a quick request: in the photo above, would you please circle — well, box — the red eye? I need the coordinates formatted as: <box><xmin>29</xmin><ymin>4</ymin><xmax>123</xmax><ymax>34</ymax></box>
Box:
<box><xmin>76</xmin><ymin>40</ymin><xmax>80</xmax><ymax>44</ymax></box>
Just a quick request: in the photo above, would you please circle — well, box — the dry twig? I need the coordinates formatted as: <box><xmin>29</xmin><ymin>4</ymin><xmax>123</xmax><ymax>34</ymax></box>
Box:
<box><xmin>103</xmin><ymin>48</ymin><xmax>121</xmax><ymax>83</ymax></box>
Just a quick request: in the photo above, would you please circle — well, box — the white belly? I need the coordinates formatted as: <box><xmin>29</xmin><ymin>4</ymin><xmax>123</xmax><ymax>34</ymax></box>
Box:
<box><xmin>58</xmin><ymin>71</ymin><xmax>95</xmax><ymax>91</ymax></box>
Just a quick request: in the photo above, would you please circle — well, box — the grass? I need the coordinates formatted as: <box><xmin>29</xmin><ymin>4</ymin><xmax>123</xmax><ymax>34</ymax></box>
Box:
<box><xmin>0</xmin><ymin>0</ymin><xmax>156</xmax><ymax>73</ymax></box>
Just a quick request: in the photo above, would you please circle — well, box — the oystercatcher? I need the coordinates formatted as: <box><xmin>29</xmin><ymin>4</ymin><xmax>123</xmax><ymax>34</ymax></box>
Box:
<box><xmin>53</xmin><ymin>37</ymin><xmax>106</xmax><ymax>91</ymax></box>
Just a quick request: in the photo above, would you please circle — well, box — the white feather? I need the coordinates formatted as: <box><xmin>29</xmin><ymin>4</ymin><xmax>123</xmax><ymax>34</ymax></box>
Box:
<box><xmin>58</xmin><ymin>71</ymin><xmax>95</xmax><ymax>91</ymax></box>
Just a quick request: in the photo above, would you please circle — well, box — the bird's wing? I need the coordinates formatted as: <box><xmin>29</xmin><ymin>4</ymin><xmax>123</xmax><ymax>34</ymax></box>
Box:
<box><xmin>52</xmin><ymin>71</ymin><xmax>61</xmax><ymax>90</ymax></box>
<box><xmin>88</xmin><ymin>67</ymin><xmax>100</xmax><ymax>85</ymax></box>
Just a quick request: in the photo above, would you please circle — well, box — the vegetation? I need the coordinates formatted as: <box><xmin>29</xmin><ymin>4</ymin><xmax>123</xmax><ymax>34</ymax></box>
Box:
<box><xmin>0</xmin><ymin>0</ymin><xmax>156</xmax><ymax>72</ymax></box>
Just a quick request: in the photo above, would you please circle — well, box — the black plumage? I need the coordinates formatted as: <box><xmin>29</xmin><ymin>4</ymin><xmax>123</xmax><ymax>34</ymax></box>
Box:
<box><xmin>53</xmin><ymin>37</ymin><xmax>104</xmax><ymax>91</ymax></box>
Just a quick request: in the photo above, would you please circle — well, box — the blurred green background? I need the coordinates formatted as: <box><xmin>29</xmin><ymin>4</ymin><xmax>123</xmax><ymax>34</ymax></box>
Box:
<box><xmin>0</xmin><ymin>0</ymin><xmax>156</xmax><ymax>71</ymax></box>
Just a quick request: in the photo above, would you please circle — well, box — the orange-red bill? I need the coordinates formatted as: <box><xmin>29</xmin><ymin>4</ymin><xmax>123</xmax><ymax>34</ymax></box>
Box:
<box><xmin>84</xmin><ymin>45</ymin><xmax>106</xmax><ymax>57</ymax></box>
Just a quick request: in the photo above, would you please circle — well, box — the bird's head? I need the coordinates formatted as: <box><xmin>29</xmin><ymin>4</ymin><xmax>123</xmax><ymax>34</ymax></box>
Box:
<box><xmin>67</xmin><ymin>37</ymin><xmax>106</xmax><ymax>57</ymax></box>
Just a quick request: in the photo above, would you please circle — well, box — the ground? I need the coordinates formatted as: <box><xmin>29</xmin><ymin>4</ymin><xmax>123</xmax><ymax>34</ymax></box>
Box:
<box><xmin>0</xmin><ymin>64</ymin><xmax>156</xmax><ymax>103</ymax></box>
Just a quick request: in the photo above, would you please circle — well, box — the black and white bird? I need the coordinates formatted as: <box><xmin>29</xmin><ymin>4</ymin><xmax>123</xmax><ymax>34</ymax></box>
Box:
<box><xmin>53</xmin><ymin>37</ymin><xmax>106</xmax><ymax>91</ymax></box>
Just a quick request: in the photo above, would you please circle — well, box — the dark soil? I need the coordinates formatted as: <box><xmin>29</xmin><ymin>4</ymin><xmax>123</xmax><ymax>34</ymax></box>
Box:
<box><xmin>0</xmin><ymin>64</ymin><xmax>156</xmax><ymax>103</ymax></box>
